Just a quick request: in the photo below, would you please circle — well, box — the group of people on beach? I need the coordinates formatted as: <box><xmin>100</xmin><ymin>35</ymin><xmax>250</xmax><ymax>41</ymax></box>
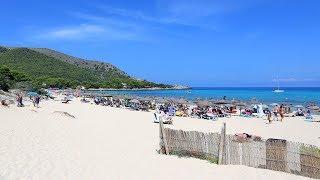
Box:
<box><xmin>13</xmin><ymin>93</ymin><xmax>40</xmax><ymax>108</ymax></box>
<box><xmin>2</xmin><ymin>88</ymin><xmax>316</xmax><ymax>125</ymax></box>
<box><xmin>85</xmin><ymin>94</ymin><xmax>317</xmax><ymax>123</ymax></box>
<box><xmin>265</xmin><ymin>104</ymin><xmax>285</xmax><ymax>123</ymax></box>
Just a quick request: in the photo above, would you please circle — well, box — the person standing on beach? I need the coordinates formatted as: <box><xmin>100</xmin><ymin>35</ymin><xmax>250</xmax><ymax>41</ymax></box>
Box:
<box><xmin>32</xmin><ymin>97</ymin><xmax>36</xmax><ymax>107</ymax></box>
<box><xmin>35</xmin><ymin>96</ymin><xmax>40</xmax><ymax>108</ymax></box>
<box><xmin>279</xmin><ymin>104</ymin><xmax>285</xmax><ymax>122</ymax></box>
<box><xmin>16</xmin><ymin>94</ymin><xmax>23</xmax><ymax>107</ymax></box>
<box><xmin>273</xmin><ymin>105</ymin><xmax>278</xmax><ymax>121</ymax></box>
<box><xmin>265</xmin><ymin>108</ymin><xmax>272</xmax><ymax>123</ymax></box>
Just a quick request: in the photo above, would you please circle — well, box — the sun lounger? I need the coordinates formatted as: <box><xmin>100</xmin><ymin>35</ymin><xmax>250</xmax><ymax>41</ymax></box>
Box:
<box><xmin>153</xmin><ymin>113</ymin><xmax>159</xmax><ymax>123</ymax></box>
<box><xmin>153</xmin><ymin>113</ymin><xmax>172</xmax><ymax>124</ymax></box>
<box><xmin>61</xmin><ymin>99</ymin><xmax>71</xmax><ymax>104</ymax></box>
<box><xmin>204</xmin><ymin>113</ymin><xmax>218</xmax><ymax>121</ymax></box>
<box><xmin>240</xmin><ymin>114</ymin><xmax>252</xmax><ymax>118</ymax></box>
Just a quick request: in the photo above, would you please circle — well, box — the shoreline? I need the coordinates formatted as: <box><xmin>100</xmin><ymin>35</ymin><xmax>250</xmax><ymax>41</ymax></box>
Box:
<box><xmin>87</xmin><ymin>86</ymin><xmax>191</xmax><ymax>91</ymax></box>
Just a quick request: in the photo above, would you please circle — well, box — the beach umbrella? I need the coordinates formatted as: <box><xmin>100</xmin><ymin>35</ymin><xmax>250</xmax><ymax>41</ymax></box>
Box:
<box><xmin>230</xmin><ymin>99</ymin><xmax>239</xmax><ymax>104</ymax></box>
<box><xmin>196</xmin><ymin>100</ymin><xmax>212</xmax><ymax>107</ymax></box>
<box><xmin>214</xmin><ymin>99</ymin><xmax>229</xmax><ymax>105</ymax></box>
<box><xmin>116</xmin><ymin>95</ymin><xmax>132</xmax><ymax>100</ymax></box>
<box><xmin>294</xmin><ymin>105</ymin><xmax>304</xmax><ymax>108</ymax></box>
<box><xmin>130</xmin><ymin>99</ymin><xmax>140</xmax><ymax>104</ymax></box>
<box><xmin>235</xmin><ymin>102</ymin><xmax>247</xmax><ymax>107</ymax></box>
<box><xmin>270</xmin><ymin>103</ymin><xmax>279</xmax><ymax>106</ymax></box>
<box><xmin>175</xmin><ymin>98</ymin><xmax>188</xmax><ymax>104</ymax></box>
<box><xmin>27</xmin><ymin>92</ymin><xmax>39</xmax><ymax>97</ymax></box>
<box><xmin>249</xmin><ymin>98</ymin><xmax>260</xmax><ymax>105</ymax></box>
<box><xmin>137</xmin><ymin>97</ymin><xmax>152</xmax><ymax>102</ymax></box>
<box><xmin>156</xmin><ymin>98</ymin><xmax>170</xmax><ymax>104</ymax></box>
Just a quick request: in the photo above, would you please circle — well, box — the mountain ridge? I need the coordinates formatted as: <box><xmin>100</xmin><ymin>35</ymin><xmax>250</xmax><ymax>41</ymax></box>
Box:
<box><xmin>30</xmin><ymin>48</ymin><xmax>129</xmax><ymax>77</ymax></box>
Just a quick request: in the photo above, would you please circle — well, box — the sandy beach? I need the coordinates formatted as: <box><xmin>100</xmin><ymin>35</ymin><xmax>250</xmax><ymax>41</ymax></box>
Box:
<box><xmin>0</xmin><ymin>99</ymin><xmax>318</xmax><ymax>180</ymax></box>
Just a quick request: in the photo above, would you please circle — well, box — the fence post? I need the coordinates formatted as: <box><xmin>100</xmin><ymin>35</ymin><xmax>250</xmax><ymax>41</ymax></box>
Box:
<box><xmin>218</xmin><ymin>122</ymin><xmax>227</xmax><ymax>165</ymax></box>
<box><xmin>226</xmin><ymin>134</ymin><xmax>230</xmax><ymax>165</ymax></box>
<box><xmin>159</xmin><ymin>117</ymin><xmax>169</xmax><ymax>155</ymax></box>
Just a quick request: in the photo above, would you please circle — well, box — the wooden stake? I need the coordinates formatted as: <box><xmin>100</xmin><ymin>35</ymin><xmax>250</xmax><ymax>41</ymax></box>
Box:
<box><xmin>218</xmin><ymin>122</ymin><xmax>226</xmax><ymax>164</ymax></box>
<box><xmin>159</xmin><ymin>116</ymin><xmax>169</xmax><ymax>155</ymax></box>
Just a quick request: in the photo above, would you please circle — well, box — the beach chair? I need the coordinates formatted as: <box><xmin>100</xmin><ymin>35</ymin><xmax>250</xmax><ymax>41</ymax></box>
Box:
<box><xmin>154</xmin><ymin>113</ymin><xmax>160</xmax><ymax>123</ymax></box>
<box><xmin>61</xmin><ymin>99</ymin><xmax>71</xmax><ymax>104</ymax></box>
<box><xmin>153</xmin><ymin>113</ymin><xmax>172</xmax><ymax>124</ymax></box>
<box><xmin>205</xmin><ymin>113</ymin><xmax>218</xmax><ymax>121</ymax></box>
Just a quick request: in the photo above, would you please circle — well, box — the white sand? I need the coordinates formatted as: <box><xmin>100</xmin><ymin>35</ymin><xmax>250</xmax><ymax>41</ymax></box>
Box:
<box><xmin>0</xmin><ymin>99</ymin><xmax>318</xmax><ymax>180</ymax></box>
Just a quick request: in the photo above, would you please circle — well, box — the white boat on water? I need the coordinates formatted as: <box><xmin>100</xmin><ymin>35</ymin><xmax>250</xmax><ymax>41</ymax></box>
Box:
<box><xmin>273</xmin><ymin>89</ymin><xmax>285</xmax><ymax>93</ymax></box>
<box><xmin>273</xmin><ymin>79</ymin><xmax>285</xmax><ymax>93</ymax></box>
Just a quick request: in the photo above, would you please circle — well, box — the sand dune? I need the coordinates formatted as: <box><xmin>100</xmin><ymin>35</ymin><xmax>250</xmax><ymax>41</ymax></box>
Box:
<box><xmin>0</xmin><ymin>99</ymin><xmax>317</xmax><ymax>179</ymax></box>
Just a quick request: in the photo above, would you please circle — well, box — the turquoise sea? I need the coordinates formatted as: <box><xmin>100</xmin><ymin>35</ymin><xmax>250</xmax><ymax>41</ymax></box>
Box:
<box><xmin>94</xmin><ymin>87</ymin><xmax>320</xmax><ymax>105</ymax></box>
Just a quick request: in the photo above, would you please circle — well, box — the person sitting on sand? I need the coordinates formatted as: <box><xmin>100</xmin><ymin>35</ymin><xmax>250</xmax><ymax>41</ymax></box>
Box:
<box><xmin>234</xmin><ymin>133</ymin><xmax>262</xmax><ymax>142</ymax></box>
<box><xmin>1</xmin><ymin>100</ymin><xmax>9</xmax><ymax>107</ymax></box>
<box><xmin>305</xmin><ymin>110</ymin><xmax>313</xmax><ymax>120</ymax></box>
<box><xmin>296</xmin><ymin>108</ymin><xmax>304</xmax><ymax>116</ymax></box>
<box><xmin>160</xmin><ymin>110</ymin><xmax>172</xmax><ymax>123</ymax></box>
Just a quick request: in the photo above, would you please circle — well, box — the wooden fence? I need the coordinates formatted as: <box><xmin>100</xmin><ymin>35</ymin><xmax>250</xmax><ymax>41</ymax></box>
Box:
<box><xmin>159</xmin><ymin>122</ymin><xmax>320</xmax><ymax>179</ymax></box>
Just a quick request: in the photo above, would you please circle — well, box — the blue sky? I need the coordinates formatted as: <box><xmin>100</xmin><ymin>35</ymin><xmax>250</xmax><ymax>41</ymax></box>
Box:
<box><xmin>1</xmin><ymin>0</ymin><xmax>320</xmax><ymax>87</ymax></box>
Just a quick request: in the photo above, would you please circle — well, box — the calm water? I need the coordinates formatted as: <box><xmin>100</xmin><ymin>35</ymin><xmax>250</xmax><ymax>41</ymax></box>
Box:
<box><xmin>93</xmin><ymin>87</ymin><xmax>320</xmax><ymax>105</ymax></box>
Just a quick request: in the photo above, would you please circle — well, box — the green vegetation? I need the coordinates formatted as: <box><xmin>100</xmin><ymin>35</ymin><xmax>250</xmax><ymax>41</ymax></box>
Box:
<box><xmin>0</xmin><ymin>46</ymin><xmax>172</xmax><ymax>91</ymax></box>
<box><xmin>168</xmin><ymin>150</ymin><xmax>219</xmax><ymax>164</ymax></box>
<box><xmin>0</xmin><ymin>65</ymin><xmax>15</xmax><ymax>91</ymax></box>
<box><xmin>31</xmin><ymin>48</ymin><xmax>128</xmax><ymax>77</ymax></box>
<box><xmin>300</xmin><ymin>145</ymin><xmax>320</xmax><ymax>157</ymax></box>
<box><xmin>0</xmin><ymin>65</ymin><xmax>29</xmax><ymax>91</ymax></box>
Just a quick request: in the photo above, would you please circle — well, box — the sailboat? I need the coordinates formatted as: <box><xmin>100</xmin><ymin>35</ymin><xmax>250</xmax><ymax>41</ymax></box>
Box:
<box><xmin>273</xmin><ymin>79</ymin><xmax>284</xmax><ymax>93</ymax></box>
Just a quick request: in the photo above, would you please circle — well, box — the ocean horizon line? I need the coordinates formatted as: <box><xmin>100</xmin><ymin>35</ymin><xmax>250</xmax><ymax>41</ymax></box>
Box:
<box><xmin>190</xmin><ymin>87</ymin><xmax>320</xmax><ymax>89</ymax></box>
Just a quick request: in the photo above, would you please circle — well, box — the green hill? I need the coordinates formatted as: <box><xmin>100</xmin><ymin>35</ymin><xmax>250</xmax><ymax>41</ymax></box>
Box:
<box><xmin>0</xmin><ymin>46</ymin><xmax>171</xmax><ymax>90</ymax></box>
<box><xmin>31</xmin><ymin>48</ymin><xmax>128</xmax><ymax>78</ymax></box>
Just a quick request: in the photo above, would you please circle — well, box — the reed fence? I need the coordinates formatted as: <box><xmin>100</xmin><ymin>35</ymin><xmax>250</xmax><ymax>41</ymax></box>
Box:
<box><xmin>159</xmin><ymin>121</ymin><xmax>320</xmax><ymax>179</ymax></box>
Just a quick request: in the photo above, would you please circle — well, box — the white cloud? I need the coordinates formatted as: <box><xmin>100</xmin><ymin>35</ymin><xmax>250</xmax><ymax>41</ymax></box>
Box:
<box><xmin>38</xmin><ymin>24</ymin><xmax>105</xmax><ymax>40</ymax></box>
<box><xmin>33</xmin><ymin>23</ymin><xmax>143</xmax><ymax>42</ymax></box>
<box><xmin>30</xmin><ymin>1</ymin><xmax>265</xmax><ymax>42</ymax></box>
